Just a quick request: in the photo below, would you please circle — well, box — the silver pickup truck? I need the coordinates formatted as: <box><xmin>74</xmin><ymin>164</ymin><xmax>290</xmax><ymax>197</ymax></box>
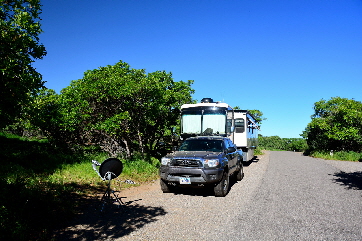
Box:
<box><xmin>159</xmin><ymin>136</ymin><xmax>244</xmax><ymax>197</ymax></box>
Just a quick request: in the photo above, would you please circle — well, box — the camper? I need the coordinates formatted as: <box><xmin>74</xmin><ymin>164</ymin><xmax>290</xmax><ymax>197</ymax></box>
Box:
<box><xmin>180</xmin><ymin>98</ymin><xmax>259</xmax><ymax>162</ymax></box>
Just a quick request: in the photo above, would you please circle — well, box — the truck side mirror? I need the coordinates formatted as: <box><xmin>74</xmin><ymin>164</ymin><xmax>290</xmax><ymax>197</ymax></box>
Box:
<box><xmin>227</xmin><ymin>147</ymin><xmax>236</xmax><ymax>153</ymax></box>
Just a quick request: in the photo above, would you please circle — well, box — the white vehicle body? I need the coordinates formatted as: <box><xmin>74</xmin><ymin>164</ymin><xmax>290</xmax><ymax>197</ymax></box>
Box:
<box><xmin>228</xmin><ymin>110</ymin><xmax>259</xmax><ymax>162</ymax></box>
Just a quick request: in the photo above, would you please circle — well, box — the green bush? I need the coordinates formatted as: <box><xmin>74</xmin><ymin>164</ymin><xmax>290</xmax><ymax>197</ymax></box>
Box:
<box><xmin>310</xmin><ymin>150</ymin><xmax>362</xmax><ymax>162</ymax></box>
<box><xmin>254</xmin><ymin>147</ymin><xmax>264</xmax><ymax>156</ymax></box>
<box><xmin>258</xmin><ymin>135</ymin><xmax>308</xmax><ymax>152</ymax></box>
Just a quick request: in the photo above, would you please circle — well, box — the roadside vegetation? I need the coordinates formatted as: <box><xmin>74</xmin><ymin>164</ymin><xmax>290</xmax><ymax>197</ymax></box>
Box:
<box><xmin>0</xmin><ymin>132</ymin><xmax>159</xmax><ymax>240</ymax></box>
<box><xmin>258</xmin><ymin>135</ymin><xmax>308</xmax><ymax>152</ymax></box>
<box><xmin>302</xmin><ymin>97</ymin><xmax>362</xmax><ymax>162</ymax></box>
<box><xmin>307</xmin><ymin>151</ymin><xmax>362</xmax><ymax>162</ymax></box>
<box><xmin>257</xmin><ymin>135</ymin><xmax>362</xmax><ymax>162</ymax></box>
<box><xmin>258</xmin><ymin>97</ymin><xmax>362</xmax><ymax>162</ymax></box>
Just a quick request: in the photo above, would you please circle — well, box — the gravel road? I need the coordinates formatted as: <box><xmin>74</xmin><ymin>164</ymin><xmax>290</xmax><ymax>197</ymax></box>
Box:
<box><xmin>55</xmin><ymin>151</ymin><xmax>362</xmax><ymax>241</ymax></box>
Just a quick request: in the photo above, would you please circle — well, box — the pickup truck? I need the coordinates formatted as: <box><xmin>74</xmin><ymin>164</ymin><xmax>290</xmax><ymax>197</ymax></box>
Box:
<box><xmin>159</xmin><ymin>136</ymin><xmax>244</xmax><ymax>197</ymax></box>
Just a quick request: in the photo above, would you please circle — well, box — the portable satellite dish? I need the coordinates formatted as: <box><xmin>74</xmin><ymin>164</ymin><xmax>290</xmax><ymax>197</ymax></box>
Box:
<box><xmin>99</xmin><ymin>158</ymin><xmax>123</xmax><ymax>180</ymax></box>
<box><xmin>92</xmin><ymin>158</ymin><xmax>124</xmax><ymax>212</ymax></box>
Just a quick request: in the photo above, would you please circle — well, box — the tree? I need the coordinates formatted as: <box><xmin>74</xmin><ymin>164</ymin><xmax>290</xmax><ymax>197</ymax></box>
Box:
<box><xmin>302</xmin><ymin>97</ymin><xmax>362</xmax><ymax>152</ymax></box>
<box><xmin>0</xmin><ymin>0</ymin><xmax>46</xmax><ymax>128</ymax></box>
<box><xmin>39</xmin><ymin>61</ymin><xmax>194</xmax><ymax>157</ymax></box>
<box><xmin>258</xmin><ymin>135</ymin><xmax>308</xmax><ymax>152</ymax></box>
<box><xmin>233</xmin><ymin>107</ymin><xmax>266</xmax><ymax>127</ymax></box>
<box><xmin>25</xmin><ymin>88</ymin><xmax>61</xmax><ymax>138</ymax></box>
<box><xmin>248</xmin><ymin>109</ymin><xmax>266</xmax><ymax>126</ymax></box>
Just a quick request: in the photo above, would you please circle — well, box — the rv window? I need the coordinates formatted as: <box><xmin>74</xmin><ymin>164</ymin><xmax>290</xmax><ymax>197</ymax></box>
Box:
<box><xmin>182</xmin><ymin>114</ymin><xmax>202</xmax><ymax>134</ymax></box>
<box><xmin>203</xmin><ymin>114</ymin><xmax>226</xmax><ymax>134</ymax></box>
<box><xmin>235</xmin><ymin>119</ymin><xmax>245</xmax><ymax>133</ymax></box>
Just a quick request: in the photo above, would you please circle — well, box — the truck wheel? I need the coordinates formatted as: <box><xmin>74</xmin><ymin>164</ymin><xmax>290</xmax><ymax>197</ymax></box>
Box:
<box><xmin>160</xmin><ymin>179</ymin><xmax>173</xmax><ymax>193</ymax></box>
<box><xmin>214</xmin><ymin>171</ymin><xmax>229</xmax><ymax>197</ymax></box>
<box><xmin>236</xmin><ymin>163</ymin><xmax>244</xmax><ymax>181</ymax></box>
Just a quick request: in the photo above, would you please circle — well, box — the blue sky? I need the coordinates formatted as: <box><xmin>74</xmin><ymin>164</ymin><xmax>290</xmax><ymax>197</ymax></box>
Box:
<box><xmin>34</xmin><ymin>0</ymin><xmax>362</xmax><ymax>138</ymax></box>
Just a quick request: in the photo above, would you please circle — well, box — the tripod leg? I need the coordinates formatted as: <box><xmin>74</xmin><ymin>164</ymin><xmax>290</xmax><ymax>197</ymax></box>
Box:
<box><xmin>100</xmin><ymin>186</ymin><xmax>111</xmax><ymax>212</ymax></box>
<box><xmin>98</xmin><ymin>177</ymin><xmax>126</xmax><ymax>212</ymax></box>
<box><xmin>111</xmin><ymin>190</ymin><xmax>124</xmax><ymax>206</ymax></box>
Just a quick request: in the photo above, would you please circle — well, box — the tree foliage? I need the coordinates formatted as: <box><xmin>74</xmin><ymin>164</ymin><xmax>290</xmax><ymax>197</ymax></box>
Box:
<box><xmin>29</xmin><ymin>61</ymin><xmax>194</xmax><ymax>157</ymax></box>
<box><xmin>258</xmin><ymin>135</ymin><xmax>308</xmax><ymax>152</ymax></box>
<box><xmin>302</xmin><ymin>97</ymin><xmax>362</xmax><ymax>152</ymax></box>
<box><xmin>233</xmin><ymin>107</ymin><xmax>266</xmax><ymax>126</ymax></box>
<box><xmin>0</xmin><ymin>0</ymin><xmax>46</xmax><ymax>128</ymax></box>
<box><xmin>248</xmin><ymin>109</ymin><xmax>266</xmax><ymax>126</ymax></box>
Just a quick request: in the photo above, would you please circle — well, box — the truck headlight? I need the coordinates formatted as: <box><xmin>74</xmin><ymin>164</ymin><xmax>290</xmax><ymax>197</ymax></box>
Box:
<box><xmin>204</xmin><ymin>159</ymin><xmax>219</xmax><ymax>167</ymax></box>
<box><xmin>161</xmin><ymin>157</ymin><xmax>171</xmax><ymax>166</ymax></box>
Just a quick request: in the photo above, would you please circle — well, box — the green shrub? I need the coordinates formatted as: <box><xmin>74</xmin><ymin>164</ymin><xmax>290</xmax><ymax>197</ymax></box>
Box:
<box><xmin>310</xmin><ymin>150</ymin><xmax>362</xmax><ymax>162</ymax></box>
<box><xmin>258</xmin><ymin>135</ymin><xmax>308</xmax><ymax>152</ymax></box>
<box><xmin>254</xmin><ymin>147</ymin><xmax>264</xmax><ymax>156</ymax></box>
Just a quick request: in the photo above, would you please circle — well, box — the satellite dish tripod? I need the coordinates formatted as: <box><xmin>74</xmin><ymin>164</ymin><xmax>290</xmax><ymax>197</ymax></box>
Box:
<box><xmin>92</xmin><ymin>158</ymin><xmax>125</xmax><ymax>212</ymax></box>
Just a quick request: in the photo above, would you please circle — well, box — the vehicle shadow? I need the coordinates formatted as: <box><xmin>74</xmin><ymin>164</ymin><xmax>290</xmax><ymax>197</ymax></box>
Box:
<box><xmin>331</xmin><ymin>171</ymin><xmax>362</xmax><ymax>190</ymax></box>
<box><xmin>172</xmin><ymin>186</ymin><xmax>215</xmax><ymax>197</ymax></box>
<box><xmin>243</xmin><ymin>156</ymin><xmax>260</xmax><ymax>167</ymax></box>
<box><xmin>54</xmin><ymin>197</ymin><xmax>167</xmax><ymax>240</ymax></box>
<box><xmin>170</xmin><ymin>175</ymin><xmax>241</xmax><ymax>197</ymax></box>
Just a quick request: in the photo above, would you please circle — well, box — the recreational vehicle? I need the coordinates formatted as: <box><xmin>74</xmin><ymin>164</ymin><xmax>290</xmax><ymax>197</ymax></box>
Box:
<box><xmin>180</xmin><ymin>98</ymin><xmax>259</xmax><ymax>162</ymax></box>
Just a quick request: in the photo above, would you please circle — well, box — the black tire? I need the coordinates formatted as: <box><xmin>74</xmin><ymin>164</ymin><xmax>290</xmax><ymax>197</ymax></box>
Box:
<box><xmin>160</xmin><ymin>179</ymin><xmax>173</xmax><ymax>193</ymax></box>
<box><xmin>214</xmin><ymin>171</ymin><xmax>229</xmax><ymax>197</ymax></box>
<box><xmin>236</xmin><ymin>163</ymin><xmax>244</xmax><ymax>181</ymax></box>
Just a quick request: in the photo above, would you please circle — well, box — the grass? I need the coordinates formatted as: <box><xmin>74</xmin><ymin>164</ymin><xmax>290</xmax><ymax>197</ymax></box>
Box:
<box><xmin>309</xmin><ymin>150</ymin><xmax>362</xmax><ymax>162</ymax></box>
<box><xmin>0</xmin><ymin>132</ymin><xmax>159</xmax><ymax>241</ymax></box>
<box><xmin>254</xmin><ymin>147</ymin><xmax>264</xmax><ymax>156</ymax></box>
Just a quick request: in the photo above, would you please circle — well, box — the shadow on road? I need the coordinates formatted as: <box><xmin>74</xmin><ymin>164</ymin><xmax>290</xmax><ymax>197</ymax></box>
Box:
<box><xmin>172</xmin><ymin>186</ymin><xmax>215</xmax><ymax>197</ymax></box>
<box><xmin>54</xmin><ymin>197</ymin><xmax>167</xmax><ymax>240</ymax></box>
<box><xmin>243</xmin><ymin>156</ymin><xmax>260</xmax><ymax>167</ymax></box>
<box><xmin>331</xmin><ymin>171</ymin><xmax>362</xmax><ymax>190</ymax></box>
<box><xmin>169</xmin><ymin>175</ymin><xmax>242</xmax><ymax>197</ymax></box>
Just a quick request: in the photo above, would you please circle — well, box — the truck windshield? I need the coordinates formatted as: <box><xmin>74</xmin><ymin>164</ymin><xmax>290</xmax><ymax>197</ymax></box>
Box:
<box><xmin>179</xmin><ymin>139</ymin><xmax>223</xmax><ymax>152</ymax></box>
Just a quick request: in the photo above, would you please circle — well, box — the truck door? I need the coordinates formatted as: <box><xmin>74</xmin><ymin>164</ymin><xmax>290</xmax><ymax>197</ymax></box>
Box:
<box><xmin>225</xmin><ymin>139</ymin><xmax>237</xmax><ymax>173</ymax></box>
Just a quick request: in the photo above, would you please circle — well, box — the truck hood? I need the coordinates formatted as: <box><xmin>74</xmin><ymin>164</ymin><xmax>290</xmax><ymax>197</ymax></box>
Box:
<box><xmin>167</xmin><ymin>151</ymin><xmax>221</xmax><ymax>159</ymax></box>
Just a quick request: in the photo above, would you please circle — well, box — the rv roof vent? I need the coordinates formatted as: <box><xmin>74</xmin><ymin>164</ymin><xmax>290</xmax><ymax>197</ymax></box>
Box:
<box><xmin>201</xmin><ymin>98</ymin><xmax>213</xmax><ymax>103</ymax></box>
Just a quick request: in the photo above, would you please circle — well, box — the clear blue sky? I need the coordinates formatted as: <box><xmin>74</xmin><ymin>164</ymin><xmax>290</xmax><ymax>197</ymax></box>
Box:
<box><xmin>34</xmin><ymin>0</ymin><xmax>362</xmax><ymax>138</ymax></box>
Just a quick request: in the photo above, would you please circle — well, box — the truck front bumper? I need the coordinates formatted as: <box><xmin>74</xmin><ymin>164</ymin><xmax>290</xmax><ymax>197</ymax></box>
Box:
<box><xmin>159</xmin><ymin>166</ymin><xmax>224</xmax><ymax>185</ymax></box>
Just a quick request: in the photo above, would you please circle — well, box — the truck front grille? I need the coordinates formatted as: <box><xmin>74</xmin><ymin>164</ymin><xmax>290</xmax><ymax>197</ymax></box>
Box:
<box><xmin>172</xmin><ymin>159</ymin><xmax>201</xmax><ymax>167</ymax></box>
<box><xmin>169</xmin><ymin>173</ymin><xmax>202</xmax><ymax>177</ymax></box>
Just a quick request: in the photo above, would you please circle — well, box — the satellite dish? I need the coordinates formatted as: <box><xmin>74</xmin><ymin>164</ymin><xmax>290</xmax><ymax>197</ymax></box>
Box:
<box><xmin>99</xmin><ymin>158</ymin><xmax>123</xmax><ymax>180</ymax></box>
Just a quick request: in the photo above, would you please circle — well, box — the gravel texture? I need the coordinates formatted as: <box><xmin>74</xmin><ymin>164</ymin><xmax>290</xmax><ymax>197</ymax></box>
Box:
<box><xmin>54</xmin><ymin>151</ymin><xmax>362</xmax><ymax>241</ymax></box>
